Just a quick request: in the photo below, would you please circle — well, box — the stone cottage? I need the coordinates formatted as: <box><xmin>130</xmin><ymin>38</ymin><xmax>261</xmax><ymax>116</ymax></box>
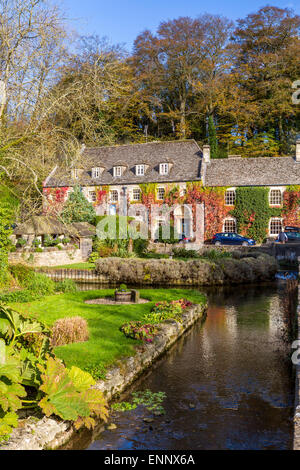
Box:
<box><xmin>43</xmin><ymin>140</ymin><xmax>300</xmax><ymax>244</ymax></box>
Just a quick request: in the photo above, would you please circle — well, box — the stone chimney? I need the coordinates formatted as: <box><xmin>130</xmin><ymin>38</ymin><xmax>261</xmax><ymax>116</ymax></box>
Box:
<box><xmin>296</xmin><ymin>140</ymin><xmax>300</xmax><ymax>162</ymax></box>
<box><xmin>203</xmin><ymin>145</ymin><xmax>210</xmax><ymax>163</ymax></box>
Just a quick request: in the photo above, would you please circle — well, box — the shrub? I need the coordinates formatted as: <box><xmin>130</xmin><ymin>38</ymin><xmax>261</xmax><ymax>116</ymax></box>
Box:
<box><xmin>201</xmin><ymin>249</ymin><xmax>232</xmax><ymax>260</ymax></box>
<box><xmin>88</xmin><ymin>251</ymin><xmax>99</xmax><ymax>263</ymax></box>
<box><xmin>24</xmin><ymin>272</ymin><xmax>56</xmax><ymax>296</ymax></box>
<box><xmin>16</xmin><ymin>237</ymin><xmax>27</xmax><ymax>247</ymax></box>
<box><xmin>9</xmin><ymin>264</ymin><xmax>33</xmax><ymax>284</ymax></box>
<box><xmin>120</xmin><ymin>321</ymin><xmax>157</xmax><ymax>343</ymax></box>
<box><xmin>55</xmin><ymin>279</ymin><xmax>78</xmax><ymax>293</ymax></box>
<box><xmin>51</xmin><ymin>316</ymin><xmax>89</xmax><ymax>347</ymax></box>
<box><xmin>143</xmin><ymin>300</ymin><xmax>184</xmax><ymax>324</ymax></box>
<box><xmin>172</xmin><ymin>248</ymin><xmax>200</xmax><ymax>259</ymax></box>
<box><xmin>32</xmin><ymin>238</ymin><xmax>41</xmax><ymax>247</ymax></box>
<box><xmin>143</xmin><ymin>251</ymin><xmax>169</xmax><ymax>259</ymax></box>
<box><xmin>61</xmin><ymin>237</ymin><xmax>70</xmax><ymax>245</ymax></box>
<box><xmin>133</xmin><ymin>238</ymin><xmax>149</xmax><ymax>257</ymax></box>
<box><xmin>0</xmin><ymin>289</ymin><xmax>37</xmax><ymax>303</ymax></box>
<box><xmin>116</xmin><ymin>283</ymin><xmax>128</xmax><ymax>292</ymax></box>
<box><xmin>60</xmin><ymin>185</ymin><xmax>96</xmax><ymax>224</ymax></box>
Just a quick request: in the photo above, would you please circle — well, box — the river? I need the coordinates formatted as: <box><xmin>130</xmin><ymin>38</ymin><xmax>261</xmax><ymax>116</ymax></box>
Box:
<box><xmin>63</xmin><ymin>282</ymin><xmax>296</xmax><ymax>450</ymax></box>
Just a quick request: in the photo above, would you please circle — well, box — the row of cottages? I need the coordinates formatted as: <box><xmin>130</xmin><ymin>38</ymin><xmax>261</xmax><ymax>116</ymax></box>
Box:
<box><xmin>43</xmin><ymin>139</ymin><xmax>300</xmax><ymax>245</ymax></box>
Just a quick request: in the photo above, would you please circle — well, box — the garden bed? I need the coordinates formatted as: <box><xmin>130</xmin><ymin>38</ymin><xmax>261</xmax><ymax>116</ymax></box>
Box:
<box><xmin>3</xmin><ymin>289</ymin><xmax>207</xmax><ymax>450</ymax></box>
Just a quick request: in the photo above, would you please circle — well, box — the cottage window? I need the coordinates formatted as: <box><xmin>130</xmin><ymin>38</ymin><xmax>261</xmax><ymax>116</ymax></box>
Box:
<box><xmin>159</xmin><ymin>163</ymin><xmax>169</xmax><ymax>175</ymax></box>
<box><xmin>269</xmin><ymin>189</ymin><xmax>282</xmax><ymax>206</ymax></box>
<box><xmin>223</xmin><ymin>218</ymin><xmax>236</xmax><ymax>233</ymax></box>
<box><xmin>89</xmin><ymin>191</ymin><xmax>96</xmax><ymax>202</ymax></box>
<box><xmin>110</xmin><ymin>190</ymin><xmax>119</xmax><ymax>203</ymax></box>
<box><xmin>157</xmin><ymin>187</ymin><xmax>165</xmax><ymax>200</ymax></box>
<box><xmin>132</xmin><ymin>188</ymin><xmax>141</xmax><ymax>201</ymax></box>
<box><xmin>269</xmin><ymin>218</ymin><xmax>282</xmax><ymax>236</ymax></box>
<box><xmin>92</xmin><ymin>167</ymin><xmax>101</xmax><ymax>179</ymax></box>
<box><xmin>225</xmin><ymin>190</ymin><xmax>236</xmax><ymax>206</ymax></box>
<box><xmin>113</xmin><ymin>166</ymin><xmax>122</xmax><ymax>177</ymax></box>
<box><xmin>136</xmin><ymin>165</ymin><xmax>145</xmax><ymax>176</ymax></box>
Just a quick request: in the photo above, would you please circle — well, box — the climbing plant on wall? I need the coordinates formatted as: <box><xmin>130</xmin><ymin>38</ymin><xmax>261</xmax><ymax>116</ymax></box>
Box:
<box><xmin>282</xmin><ymin>186</ymin><xmax>300</xmax><ymax>227</ymax></box>
<box><xmin>231</xmin><ymin>187</ymin><xmax>282</xmax><ymax>242</ymax></box>
<box><xmin>185</xmin><ymin>182</ymin><xmax>231</xmax><ymax>239</ymax></box>
<box><xmin>94</xmin><ymin>186</ymin><xmax>109</xmax><ymax>206</ymax></box>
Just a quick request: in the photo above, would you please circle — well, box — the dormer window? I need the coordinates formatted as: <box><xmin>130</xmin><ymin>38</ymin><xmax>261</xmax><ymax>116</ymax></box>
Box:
<box><xmin>159</xmin><ymin>163</ymin><xmax>169</xmax><ymax>175</ymax></box>
<box><xmin>136</xmin><ymin>165</ymin><xmax>145</xmax><ymax>176</ymax></box>
<box><xmin>72</xmin><ymin>169</ymin><xmax>79</xmax><ymax>179</ymax></box>
<box><xmin>113</xmin><ymin>166</ymin><xmax>122</xmax><ymax>177</ymax></box>
<box><xmin>92</xmin><ymin>167</ymin><xmax>101</xmax><ymax>179</ymax></box>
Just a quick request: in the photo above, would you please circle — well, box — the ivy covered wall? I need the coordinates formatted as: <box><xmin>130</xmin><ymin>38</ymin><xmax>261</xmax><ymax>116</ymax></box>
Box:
<box><xmin>43</xmin><ymin>182</ymin><xmax>300</xmax><ymax>243</ymax></box>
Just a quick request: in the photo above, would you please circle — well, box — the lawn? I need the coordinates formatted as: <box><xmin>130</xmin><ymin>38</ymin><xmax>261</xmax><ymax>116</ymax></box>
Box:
<box><xmin>45</xmin><ymin>262</ymin><xmax>96</xmax><ymax>270</ymax></box>
<box><xmin>11</xmin><ymin>288</ymin><xmax>206</xmax><ymax>377</ymax></box>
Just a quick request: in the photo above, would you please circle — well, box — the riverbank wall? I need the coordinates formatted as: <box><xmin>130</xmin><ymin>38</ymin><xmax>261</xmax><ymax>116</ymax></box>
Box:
<box><xmin>1</xmin><ymin>302</ymin><xmax>206</xmax><ymax>450</ymax></box>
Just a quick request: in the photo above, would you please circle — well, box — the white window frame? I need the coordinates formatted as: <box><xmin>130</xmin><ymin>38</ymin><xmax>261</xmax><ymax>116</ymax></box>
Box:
<box><xmin>92</xmin><ymin>167</ymin><xmax>101</xmax><ymax>179</ymax></box>
<box><xmin>88</xmin><ymin>190</ymin><xmax>96</xmax><ymax>202</ymax></box>
<box><xmin>136</xmin><ymin>165</ymin><xmax>145</xmax><ymax>176</ymax></box>
<box><xmin>224</xmin><ymin>189</ymin><xmax>236</xmax><ymax>206</ymax></box>
<box><xmin>269</xmin><ymin>217</ymin><xmax>282</xmax><ymax>236</ymax></box>
<box><xmin>132</xmin><ymin>188</ymin><xmax>141</xmax><ymax>201</ymax></box>
<box><xmin>113</xmin><ymin>166</ymin><xmax>122</xmax><ymax>177</ymax></box>
<box><xmin>223</xmin><ymin>218</ymin><xmax>237</xmax><ymax>233</ymax></box>
<box><xmin>157</xmin><ymin>187</ymin><xmax>165</xmax><ymax>201</ymax></box>
<box><xmin>269</xmin><ymin>188</ymin><xmax>283</xmax><ymax>206</ymax></box>
<box><xmin>110</xmin><ymin>190</ymin><xmax>119</xmax><ymax>203</ymax></box>
<box><xmin>159</xmin><ymin>163</ymin><xmax>169</xmax><ymax>175</ymax></box>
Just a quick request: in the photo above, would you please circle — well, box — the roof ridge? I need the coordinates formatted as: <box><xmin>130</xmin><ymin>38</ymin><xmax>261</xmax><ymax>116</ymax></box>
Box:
<box><xmin>83</xmin><ymin>139</ymin><xmax>198</xmax><ymax>151</ymax></box>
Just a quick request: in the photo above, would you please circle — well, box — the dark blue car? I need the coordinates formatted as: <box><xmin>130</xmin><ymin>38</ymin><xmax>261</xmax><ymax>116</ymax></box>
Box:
<box><xmin>275</xmin><ymin>231</ymin><xmax>300</xmax><ymax>243</ymax></box>
<box><xmin>212</xmin><ymin>232</ymin><xmax>256</xmax><ymax>246</ymax></box>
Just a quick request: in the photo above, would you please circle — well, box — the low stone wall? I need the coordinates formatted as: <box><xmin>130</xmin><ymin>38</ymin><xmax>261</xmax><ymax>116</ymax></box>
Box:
<box><xmin>8</xmin><ymin>247</ymin><xmax>84</xmax><ymax>267</ymax></box>
<box><xmin>95</xmin><ymin>254</ymin><xmax>278</xmax><ymax>286</ymax></box>
<box><xmin>1</xmin><ymin>302</ymin><xmax>206</xmax><ymax>450</ymax></box>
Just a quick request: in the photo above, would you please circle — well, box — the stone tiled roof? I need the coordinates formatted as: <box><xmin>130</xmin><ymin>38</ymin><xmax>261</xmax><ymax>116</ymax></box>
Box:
<box><xmin>204</xmin><ymin>156</ymin><xmax>300</xmax><ymax>187</ymax></box>
<box><xmin>45</xmin><ymin>140</ymin><xmax>202</xmax><ymax>187</ymax></box>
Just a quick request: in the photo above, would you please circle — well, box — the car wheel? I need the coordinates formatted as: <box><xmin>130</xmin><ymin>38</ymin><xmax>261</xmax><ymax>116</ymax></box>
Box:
<box><xmin>242</xmin><ymin>241</ymin><xmax>248</xmax><ymax>246</ymax></box>
<box><xmin>215</xmin><ymin>241</ymin><xmax>221</xmax><ymax>246</ymax></box>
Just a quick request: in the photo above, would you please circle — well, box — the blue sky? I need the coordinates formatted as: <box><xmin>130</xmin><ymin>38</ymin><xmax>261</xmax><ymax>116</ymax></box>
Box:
<box><xmin>61</xmin><ymin>0</ymin><xmax>300</xmax><ymax>51</ymax></box>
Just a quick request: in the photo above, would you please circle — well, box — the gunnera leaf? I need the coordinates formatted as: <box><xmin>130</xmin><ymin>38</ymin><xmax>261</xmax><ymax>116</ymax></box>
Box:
<box><xmin>38</xmin><ymin>357</ymin><xmax>90</xmax><ymax>421</ymax></box>
<box><xmin>68</xmin><ymin>366</ymin><xmax>95</xmax><ymax>392</ymax></box>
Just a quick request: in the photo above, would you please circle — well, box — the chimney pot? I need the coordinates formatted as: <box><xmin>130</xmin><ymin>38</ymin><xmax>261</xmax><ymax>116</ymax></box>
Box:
<box><xmin>203</xmin><ymin>145</ymin><xmax>210</xmax><ymax>163</ymax></box>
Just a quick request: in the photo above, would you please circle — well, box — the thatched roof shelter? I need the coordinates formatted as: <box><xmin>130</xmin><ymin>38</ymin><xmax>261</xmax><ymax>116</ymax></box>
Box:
<box><xmin>14</xmin><ymin>216</ymin><xmax>96</xmax><ymax>241</ymax></box>
<box><xmin>13</xmin><ymin>216</ymin><xmax>72</xmax><ymax>236</ymax></box>
<box><xmin>71</xmin><ymin>222</ymin><xmax>96</xmax><ymax>238</ymax></box>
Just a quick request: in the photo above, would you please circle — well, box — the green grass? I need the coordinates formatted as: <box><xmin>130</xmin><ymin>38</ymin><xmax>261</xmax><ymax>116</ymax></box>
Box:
<box><xmin>11</xmin><ymin>288</ymin><xmax>206</xmax><ymax>377</ymax></box>
<box><xmin>45</xmin><ymin>262</ymin><xmax>96</xmax><ymax>270</ymax></box>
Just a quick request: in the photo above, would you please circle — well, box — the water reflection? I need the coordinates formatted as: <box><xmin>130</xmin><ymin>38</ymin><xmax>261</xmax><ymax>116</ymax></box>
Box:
<box><xmin>62</xmin><ymin>283</ymin><xmax>296</xmax><ymax>450</ymax></box>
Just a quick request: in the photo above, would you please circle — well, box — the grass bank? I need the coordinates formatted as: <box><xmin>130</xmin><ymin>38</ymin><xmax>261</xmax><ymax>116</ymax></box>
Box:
<box><xmin>11</xmin><ymin>288</ymin><xmax>207</xmax><ymax>378</ymax></box>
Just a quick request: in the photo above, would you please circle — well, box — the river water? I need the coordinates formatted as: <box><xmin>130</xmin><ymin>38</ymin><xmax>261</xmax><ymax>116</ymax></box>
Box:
<box><xmin>64</xmin><ymin>282</ymin><xmax>296</xmax><ymax>450</ymax></box>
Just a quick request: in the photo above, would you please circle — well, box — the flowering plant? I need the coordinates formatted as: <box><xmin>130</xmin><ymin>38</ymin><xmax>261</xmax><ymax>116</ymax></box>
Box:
<box><xmin>143</xmin><ymin>299</ymin><xmax>189</xmax><ymax>324</ymax></box>
<box><xmin>120</xmin><ymin>321</ymin><xmax>157</xmax><ymax>343</ymax></box>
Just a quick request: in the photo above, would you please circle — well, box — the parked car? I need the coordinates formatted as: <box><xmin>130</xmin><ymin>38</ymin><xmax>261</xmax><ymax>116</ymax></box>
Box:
<box><xmin>284</xmin><ymin>226</ymin><xmax>300</xmax><ymax>233</ymax></box>
<box><xmin>275</xmin><ymin>231</ymin><xmax>300</xmax><ymax>243</ymax></box>
<box><xmin>212</xmin><ymin>232</ymin><xmax>256</xmax><ymax>246</ymax></box>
